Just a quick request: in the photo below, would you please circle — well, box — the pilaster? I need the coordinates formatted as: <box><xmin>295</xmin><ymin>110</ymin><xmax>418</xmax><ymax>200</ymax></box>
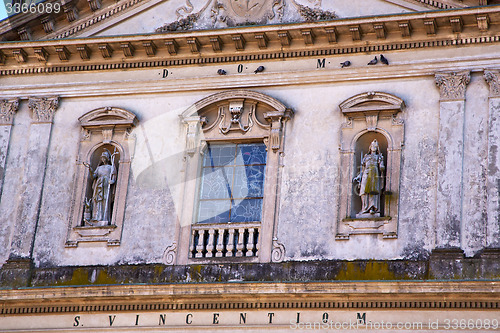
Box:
<box><xmin>484</xmin><ymin>70</ymin><xmax>500</xmax><ymax>247</ymax></box>
<box><xmin>434</xmin><ymin>71</ymin><xmax>470</xmax><ymax>248</ymax></box>
<box><xmin>0</xmin><ymin>99</ymin><xmax>19</xmax><ymax>199</ymax></box>
<box><xmin>8</xmin><ymin>96</ymin><xmax>59</xmax><ymax>260</ymax></box>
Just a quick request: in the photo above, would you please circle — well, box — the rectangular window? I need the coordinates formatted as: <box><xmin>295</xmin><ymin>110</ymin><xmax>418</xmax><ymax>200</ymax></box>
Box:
<box><xmin>197</xmin><ymin>142</ymin><xmax>267</xmax><ymax>224</ymax></box>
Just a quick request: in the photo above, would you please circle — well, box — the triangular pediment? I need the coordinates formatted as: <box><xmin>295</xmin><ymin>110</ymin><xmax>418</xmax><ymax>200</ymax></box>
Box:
<box><xmin>1</xmin><ymin>0</ymin><xmax>491</xmax><ymax>41</ymax></box>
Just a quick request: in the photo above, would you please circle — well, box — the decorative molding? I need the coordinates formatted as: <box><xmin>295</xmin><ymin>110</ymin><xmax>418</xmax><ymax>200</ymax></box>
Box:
<box><xmin>12</xmin><ymin>49</ymin><xmax>27</xmax><ymax>63</ymax></box>
<box><xmin>28</xmin><ymin>96</ymin><xmax>60</xmax><ymax>123</ymax></box>
<box><xmin>232</xmin><ymin>34</ymin><xmax>245</xmax><ymax>51</ymax></box>
<box><xmin>163</xmin><ymin>242</ymin><xmax>177</xmax><ymax>265</ymax></box>
<box><xmin>373</xmin><ymin>23</ymin><xmax>386</xmax><ymax>39</ymax></box>
<box><xmin>301</xmin><ymin>29</ymin><xmax>314</xmax><ymax>45</ymax></box>
<box><xmin>187</xmin><ymin>37</ymin><xmax>200</xmax><ymax>53</ymax></box>
<box><xmin>277</xmin><ymin>31</ymin><xmax>291</xmax><ymax>46</ymax></box>
<box><xmin>17</xmin><ymin>27</ymin><xmax>31</xmax><ymax>41</ymax></box>
<box><xmin>0</xmin><ymin>98</ymin><xmax>20</xmax><ymax>125</ymax></box>
<box><xmin>34</xmin><ymin>47</ymin><xmax>49</xmax><ymax>62</ymax></box>
<box><xmin>120</xmin><ymin>42</ymin><xmax>135</xmax><ymax>57</ymax></box>
<box><xmin>484</xmin><ymin>70</ymin><xmax>500</xmax><ymax>97</ymax></box>
<box><xmin>398</xmin><ymin>21</ymin><xmax>412</xmax><ymax>37</ymax></box>
<box><xmin>477</xmin><ymin>14</ymin><xmax>489</xmax><ymax>31</ymax></box>
<box><xmin>349</xmin><ymin>25</ymin><xmax>362</xmax><ymax>41</ymax></box>
<box><xmin>142</xmin><ymin>41</ymin><xmax>157</xmax><ymax>56</ymax></box>
<box><xmin>98</xmin><ymin>43</ymin><xmax>113</xmax><ymax>58</ymax></box>
<box><xmin>271</xmin><ymin>238</ymin><xmax>285</xmax><ymax>263</ymax></box>
<box><xmin>55</xmin><ymin>46</ymin><xmax>70</xmax><ymax>61</ymax></box>
<box><xmin>255</xmin><ymin>33</ymin><xmax>268</xmax><ymax>49</ymax></box>
<box><xmin>295</xmin><ymin>3</ymin><xmax>337</xmax><ymax>22</ymax></box>
<box><xmin>40</xmin><ymin>16</ymin><xmax>55</xmax><ymax>34</ymax></box>
<box><xmin>435</xmin><ymin>71</ymin><xmax>471</xmax><ymax>101</ymax></box>
<box><xmin>88</xmin><ymin>0</ymin><xmax>102</xmax><ymax>11</ymax></box>
<box><xmin>450</xmin><ymin>16</ymin><xmax>463</xmax><ymax>33</ymax></box>
<box><xmin>77</xmin><ymin>45</ymin><xmax>91</xmax><ymax>60</ymax></box>
<box><xmin>165</xmin><ymin>39</ymin><xmax>179</xmax><ymax>55</ymax></box>
<box><xmin>210</xmin><ymin>36</ymin><xmax>223</xmax><ymax>52</ymax></box>
<box><xmin>423</xmin><ymin>18</ymin><xmax>437</xmax><ymax>35</ymax></box>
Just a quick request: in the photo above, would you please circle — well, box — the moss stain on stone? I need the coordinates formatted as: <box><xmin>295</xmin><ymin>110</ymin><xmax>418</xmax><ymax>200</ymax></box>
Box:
<box><xmin>336</xmin><ymin>261</ymin><xmax>398</xmax><ymax>280</ymax></box>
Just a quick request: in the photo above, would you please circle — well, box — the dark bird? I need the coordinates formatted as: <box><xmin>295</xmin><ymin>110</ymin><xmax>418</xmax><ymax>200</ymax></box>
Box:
<box><xmin>340</xmin><ymin>61</ymin><xmax>351</xmax><ymax>68</ymax></box>
<box><xmin>367</xmin><ymin>56</ymin><xmax>378</xmax><ymax>65</ymax></box>
<box><xmin>380</xmin><ymin>54</ymin><xmax>389</xmax><ymax>65</ymax></box>
<box><xmin>254</xmin><ymin>66</ymin><xmax>265</xmax><ymax>74</ymax></box>
<box><xmin>217</xmin><ymin>69</ymin><xmax>226</xmax><ymax>75</ymax></box>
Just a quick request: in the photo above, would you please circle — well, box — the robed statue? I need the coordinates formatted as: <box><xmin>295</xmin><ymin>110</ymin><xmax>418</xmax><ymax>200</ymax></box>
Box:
<box><xmin>83</xmin><ymin>149</ymin><xmax>118</xmax><ymax>226</ymax></box>
<box><xmin>353</xmin><ymin>139</ymin><xmax>385</xmax><ymax>217</ymax></box>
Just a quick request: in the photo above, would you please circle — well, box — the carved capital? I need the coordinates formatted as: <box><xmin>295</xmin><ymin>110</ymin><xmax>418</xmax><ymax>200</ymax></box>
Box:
<box><xmin>435</xmin><ymin>71</ymin><xmax>470</xmax><ymax>101</ymax></box>
<box><xmin>28</xmin><ymin>96</ymin><xmax>60</xmax><ymax>123</ymax></box>
<box><xmin>0</xmin><ymin>98</ymin><xmax>20</xmax><ymax>125</ymax></box>
<box><xmin>263</xmin><ymin>109</ymin><xmax>293</xmax><ymax>152</ymax></box>
<box><xmin>484</xmin><ymin>70</ymin><xmax>500</xmax><ymax>97</ymax></box>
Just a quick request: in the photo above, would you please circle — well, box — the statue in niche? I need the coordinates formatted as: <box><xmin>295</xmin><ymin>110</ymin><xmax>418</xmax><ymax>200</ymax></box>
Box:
<box><xmin>353</xmin><ymin>139</ymin><xmax>385</xmax><ymax>218</ymax></box>
<box><xmin>83</xmin><ymin>149</ymin><xmax>118</xmax><ymax>226</ymax></box>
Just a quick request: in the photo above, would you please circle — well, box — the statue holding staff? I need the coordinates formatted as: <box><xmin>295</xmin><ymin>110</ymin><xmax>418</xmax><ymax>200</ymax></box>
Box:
<box><xmin>83</xmin><ymin>148</ymin><xmax>118</xmax><ymax>226</ymax></box>
<box><xmin>353</xmin><ymin>139</ymin><xmax>385</xmax><ymax>217</ymax></box>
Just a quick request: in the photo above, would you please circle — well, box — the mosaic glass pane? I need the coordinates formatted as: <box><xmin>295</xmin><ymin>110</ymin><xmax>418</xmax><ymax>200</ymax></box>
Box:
<box><xmin>230</xmin><ymin>199</ymin><xmax>263</xmax><ymax>223</ymax></box>
<box><xmin>233</xmin><ymin>165</ymin><xmax>265</xmax><ymax>198</ymax></box>
<box><xmin>204</xmin><ymin>144</ymin><xmax>236</xmax><ymax>167</ymax></box>
<box><xmin>238</xmin><ymin>143</ymin><xmax>267</xmax><ymax>165</ymax></box>
<box><xmin>198</xmin><ymin>200</ymin><xmax>231</xmax><ymax>224</ymax></box>
<box><xmin>200</xmin><ymin>167</ymin><xmax>233</xmax><ymax>199</ymax></box>
<box><xmin>198</xmin><ymin>143</ymin><xmax>266</xmax><ymax>223</ymax></box>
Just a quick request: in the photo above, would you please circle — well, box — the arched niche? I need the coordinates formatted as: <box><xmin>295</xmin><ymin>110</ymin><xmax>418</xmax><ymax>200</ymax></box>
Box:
<box><xmin>66</xmin><ymin>107</ymin><xmax>137</xmax><ymax>247</ymax></box>
<box><xmin>174</xmin><ymin>90</ymin><xmax>293</xmax><ymax>265</ymax></box>
<box><xmin>337</xmin><ymin>92</ymin><xmax>405</xmax><ymax>240</ymax></box>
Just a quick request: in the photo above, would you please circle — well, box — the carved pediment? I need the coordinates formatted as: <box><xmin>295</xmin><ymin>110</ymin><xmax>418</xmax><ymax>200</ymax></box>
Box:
<box><xmin>79</xmin><ymin>107</ymin><xmax>138</xmax><ymax>129</ymax></box>
<box><xmin>339</xmin><ymin>92</ymin><xmax>405</xmax><ymax>118</ymax></box>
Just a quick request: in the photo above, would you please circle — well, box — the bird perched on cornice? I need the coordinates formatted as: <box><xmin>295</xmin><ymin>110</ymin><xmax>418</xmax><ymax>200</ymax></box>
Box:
<box><xmin>217</xmin><ymin>69</ymin><xmax>226</xmax><ymax>75</ymax></box>
<box><xmin>340</xmin><ymin>61</ymin><xmax>351</xmax><ymax>68</ymax></box>
<box><xmin>367</xmin><ymin>56</ymin><xmax>378</xmax><ymax>65</ymax></box>
<box><xmin>254</xmin><ymin>66</ymin><xmax>265</xmax><ymax>74</ymax></box>
<box><xmin>380</xmin><ymin>54</ymin><xmax>389</xmax><ymax>65</ymax></box>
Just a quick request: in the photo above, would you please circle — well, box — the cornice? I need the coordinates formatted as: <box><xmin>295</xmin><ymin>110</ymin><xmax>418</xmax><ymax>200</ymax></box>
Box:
<box><xmin>0</xmin><ymin>6</ymin><xmax>499</xmax><ymax>76</ymax></box>
<box><xmin>1</xmin><ymin>281</ymin><xmax>499</xmax><ymax>311</ymax></box>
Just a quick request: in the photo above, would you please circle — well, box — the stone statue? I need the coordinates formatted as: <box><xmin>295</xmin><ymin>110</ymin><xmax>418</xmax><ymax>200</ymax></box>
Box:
<box><xmin>353</xmin><ymin>139</ymin><xmax>385</xmax><ymax>217</ymax></box>
<box><xmin>83</xmin><ymin>149</ymin><xmax>118</xmax><ymax>226</ymax></box>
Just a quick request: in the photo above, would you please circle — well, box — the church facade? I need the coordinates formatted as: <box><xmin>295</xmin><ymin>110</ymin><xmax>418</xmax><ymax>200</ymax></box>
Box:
<box><xmin>0</xmin><ymin>0</ymin><xmax>500</xmax><ymax>331</ymax></box>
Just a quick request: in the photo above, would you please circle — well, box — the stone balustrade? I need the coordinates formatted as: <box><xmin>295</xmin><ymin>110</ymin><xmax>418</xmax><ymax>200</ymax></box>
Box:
<box><xmin>190</xmin><ymin>222</ymin><xmax>260</xmax><ymax>259</ymax></box>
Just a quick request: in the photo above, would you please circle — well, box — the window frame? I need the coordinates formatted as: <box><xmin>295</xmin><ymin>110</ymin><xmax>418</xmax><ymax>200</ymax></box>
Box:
<box><xmin>173</xmin><ymin>90</ymin><xmax>293</xmax><ymax>265</ymax></box>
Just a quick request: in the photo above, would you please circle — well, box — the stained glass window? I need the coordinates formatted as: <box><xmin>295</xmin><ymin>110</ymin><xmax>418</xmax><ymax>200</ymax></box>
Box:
<box><xmin>197</xmin><ymin>143</ymin><xmax>267</xmax><ymax>224</ymax></box>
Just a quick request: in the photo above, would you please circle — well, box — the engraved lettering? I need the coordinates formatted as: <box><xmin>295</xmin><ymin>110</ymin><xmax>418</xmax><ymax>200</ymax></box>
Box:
<box><xmin>186</xmin><ymin>314</ymin><xmax>193</xmax><ymax>324</ymax></box>
<box><xmin>268</xmin><ymin>312</ymin><xmax>275</xmax><ymax>324</ymax></box>
<box><xmin>73</xmin><ymin>316</ymin><xmax>80</xmax><ymax>327</ymax></box>
<box><xmin>159</xmin><ymin>314</ymin><xmax>166</xmax><ymax>325</ymax></box>
<box><xmin>317</xmin><ymin>58</ymin><xmax>326</xmax><ymax>68</ymax></box>
<box><xmin>213</xmin><ymin>313</ymin><xmax>220</xmax><ymax>324</ymax></box>
<box><xmin>240</xmin><ymin>313</ymin><xmax>246</xmax><ymax>324</ymax></box>
<box><xmin>357</xmin><ymin>313</ymin><xmax>366</xmax><ymax>325</ymax></box>
<box><xmin>109</xmin><ymin>315</ymin><xmax>116</xmax><ymax>326</ymax></box>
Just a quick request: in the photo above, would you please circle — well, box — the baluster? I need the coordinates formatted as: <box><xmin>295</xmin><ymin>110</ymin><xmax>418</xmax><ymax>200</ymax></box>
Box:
<box><xmin>255</xmin><ymin>228</ymin><xmax>260</xmax><ymax>257</ymax></box>
<box><xmin>216</xmin><ymin>228</ymin><xmax>225</xmax><ymax>257</ymax></box>
<box><xmin>189</xmin><ymin>230</ymin><xmax>197</xmax><ymax>258</ymax></box>
<box><xmin>226</xmin><ymin>228</ymin><xmax>235</xmax><ymax>257</ymax></box>
<box><xmin>206</xmin><ymin>229</ymin><xmax>215</xmax><ymax>257</ymax></box>
<box><xmin>236</xmin><ymin>228</ymin><xmax>245</xmax><ymax>257</ymax></box>
<box><xmin>195</xmin><ymin>229</ymin><xmax>206</xmax><ymax>258</ymax></box>
<box><xmin>246</xmin><ymin>228</ymin><xmax>255</xmax><ymax>256</ymax></box>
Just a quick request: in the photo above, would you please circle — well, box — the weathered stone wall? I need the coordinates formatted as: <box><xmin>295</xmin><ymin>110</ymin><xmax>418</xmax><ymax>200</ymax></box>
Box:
<box><xmin>0</xmin><ymin>42</ymin><xmax>498</xmax><ymax>274</ymax></box>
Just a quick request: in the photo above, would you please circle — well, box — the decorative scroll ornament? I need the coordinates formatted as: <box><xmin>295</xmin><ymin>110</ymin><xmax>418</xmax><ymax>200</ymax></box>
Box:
<box><xmin>435</xmin><ymin>71</ymin><xmax>471</xmax><ymax>101</ymax></box>
<box><xmin>271</xmin><ymin>237</ymin><xmax>285</xmax><ymax>262</ymax></box>
<box><xmin>218</xmin><ymin>100</ymin><xmax>254</xmax><ymax>134</ymax></box>
<box><xmin>484</xmin><ymin>70</ymin><xmax>500</xmax><ymax>97</ymax></box>
<box><xmin>0</xmin><ymin>98</ymin><xmax>20</xmax><ymax>125</ymax></box>
<box><xmin>163</xmin><ymin>242</ymin><xmax>177</xmax><ymax>265</ymax></box>
<box><xmin>28</xmin><ymin>96</ymin><xmax>60</xmax><ymax>123</ymax></box>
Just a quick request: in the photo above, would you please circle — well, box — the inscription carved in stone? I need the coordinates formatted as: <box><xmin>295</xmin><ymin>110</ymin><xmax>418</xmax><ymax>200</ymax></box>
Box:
<box><xmin>0</xmin><ymin>98</ymin><xmax>20</xmax><ymax>125</ymax></box>
<box><xmin>28</xmin><ymin>96</ymin><xmax>60</xmax><ymax>123</ymax></box>
<box><xmin>435</xmin><ymin>71</ymin><xmax>471</xmax><ymax>101</ymax></box>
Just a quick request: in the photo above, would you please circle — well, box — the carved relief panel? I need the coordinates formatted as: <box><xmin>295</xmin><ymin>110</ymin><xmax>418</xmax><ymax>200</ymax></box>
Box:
<box><xmin>66</xmin><ymin>107</ymin><xmax>137</xmax><ymax>247</ymax></box>
<box><xmin>337</xmin><ymin>92</ymin><xmax>405</xmax><ymax>240</ymax></box>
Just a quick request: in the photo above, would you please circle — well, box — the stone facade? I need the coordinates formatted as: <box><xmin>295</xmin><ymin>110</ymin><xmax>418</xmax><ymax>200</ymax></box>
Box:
<box><xmin>1</xmin><ymin>0</ymin><xmax>500</xmax><ymax>331</ymax></box>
